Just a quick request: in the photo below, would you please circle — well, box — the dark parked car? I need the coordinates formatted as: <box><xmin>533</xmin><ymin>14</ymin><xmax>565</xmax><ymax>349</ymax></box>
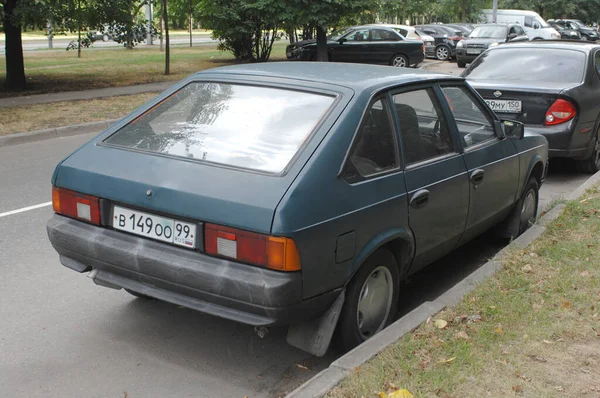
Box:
<box><xmin>46</xmin><ymin>63</ymin><xmax>547</xmax><ymax>356</ymax></box>
<box><xmin>445</xmin><ymin>23</ymin><xmax>473</xmax><ymax>36</ymax></box>
<box><xmin>456</xmin><ymin>24</ymin><xmax>529</xmax><ymax>68</ymax></box>
<box><xmin>415</xmin><ymin>24</ymin><xmax>463</xmax><ymax>60</ymax></box>
<box><xmin>554</xmin><ymin>19</ymin><xmax>598</xmax><ymax>41</ymax></box>
<box><xmin>285</xmin><ymin>25</ymin><xmax>424</xmax><ymax>68</ymax></box>
<box><xmin>463</xmin><ymin>41</ymin><xmax>600</xmax><ymax>172</ymax></box>
<box><xmin>548</xmin><ymin>20</ymin><xmax>582</xmax><ymax>40</ymax></box>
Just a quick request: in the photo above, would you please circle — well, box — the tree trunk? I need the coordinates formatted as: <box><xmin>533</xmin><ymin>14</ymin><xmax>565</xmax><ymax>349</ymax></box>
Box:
<box><xmin>189</xmin><ymin>0</ymin><xmax>193</xmax><ymax>47</ymax></box>
<box><xmin>159</xmin><ymin>11</ymin><xmax>164</xmax><ymax>52</ymax></box>
<box><xmin>3</xmin><ymin>0</ymin><xmax>26</xmax><ymax>89</ymax></box>
<box><xmin>163</xmin><ymin>0</ymin><xmax>170</xmax><ymax>75</ymax></box>
<box><xmin>316</xmin><ymin>25</ymin><xmax>328</xmax><ymax>62</ymax></box>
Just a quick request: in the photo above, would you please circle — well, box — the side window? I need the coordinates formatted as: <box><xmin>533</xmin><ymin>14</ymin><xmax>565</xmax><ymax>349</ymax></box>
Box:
<box><xmin>524</xmin><ymin>16</ymin><xmax>533</xmax><ymax>28</ymax></box>
<box><xmin>515</xmin><ymin>26</ymin><xmax>526</xmax><ymax>35</ymax></box>
<box><xmin>345</xmin><ymin>29</ymin><xmax>370</xmax><ymax>42</ymax></box>
<box><xmin>372</xmin><ymin>29</ymin><xmax>400</xmax><ymax>41</ymax></box>
<box><xmin>595</xmin><ymin>51</ymin><xmax>600</xmax><ymax>79</ymax></box>
<box><xmin>346</xmin><ymin>98</ymin><xmax>398</xmax><ymax>178</ymax></box>
<box><xmin>441</xmin><ymin>86</ymin><xmax>497</xmax><ymax>149</ymax></box>
<box><xmin>392</xmin><ymin>88</ymin><xmax>455</xmax><ymax>166</ymax></box>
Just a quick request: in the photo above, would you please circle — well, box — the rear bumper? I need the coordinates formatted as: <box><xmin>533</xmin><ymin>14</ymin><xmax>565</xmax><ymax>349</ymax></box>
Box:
<box><xmin>47</xmin><ymin>215</ymin><xmax>340</xmax><ymax>326</ymax></box>
<box><xmin>524</xmin><ymin>121</ymin><xmax>594</xmax><ymax>160</ymax></box>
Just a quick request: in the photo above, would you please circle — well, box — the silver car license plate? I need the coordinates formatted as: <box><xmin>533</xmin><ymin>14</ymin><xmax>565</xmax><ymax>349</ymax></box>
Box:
<box><xmin>485</xmin><ymin>99</ymin><xmax>522</xmax><ymax>114</ymax></box>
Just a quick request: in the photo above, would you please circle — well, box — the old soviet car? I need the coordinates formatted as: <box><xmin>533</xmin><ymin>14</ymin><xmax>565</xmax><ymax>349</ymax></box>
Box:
<box><xmin>47</xmin><ymin>63</ymin><xmax>548</xmax><ymax>356</ymax></box>
<box><xmin>285</xmin><ymin>25</ymin><xmax>425</xmax><ymax>68</ymax></box>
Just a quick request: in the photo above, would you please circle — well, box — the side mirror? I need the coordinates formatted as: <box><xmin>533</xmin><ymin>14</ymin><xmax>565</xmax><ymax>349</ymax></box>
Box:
<box><xmin>502</xmin><ymin>119</ymin><xmax>524</xmax><ymax>139</ymax></box>
<box><xmin>507</xmin><ymin>33</ymin><xmax>517</xmax><ymax>40</ymax></box>
<box><xmin>339</xmin><ymin>38</ymin><xmax>347</xmax><ymax>44</ymax></box>
<box><xmin>533</xmin><ymin>24</ymin><xmax>540</xmax><ymax>30</ymax></box>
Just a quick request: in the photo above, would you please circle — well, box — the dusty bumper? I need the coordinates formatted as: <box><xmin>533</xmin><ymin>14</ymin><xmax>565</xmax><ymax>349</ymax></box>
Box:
<box><xmin>47</xmin><ymin>215</ymin><xmax>339</xmax><ymax>326</ymax></box>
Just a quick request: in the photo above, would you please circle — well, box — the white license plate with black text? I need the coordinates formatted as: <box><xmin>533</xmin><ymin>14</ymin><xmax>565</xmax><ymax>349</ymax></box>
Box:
<box><xmin>466</xmin><ymin>48</ymin><xmax>483</xmax><ymax>55</ymax></box>
<box><xmin>485</xmin><ymin>99</ymin><xmax>522</xmax><ymax>114</ymax></box>
<box><xmin>113</xmin><ymin>206</ymin><xmax>197</xmax><ymax>249</ymax></box>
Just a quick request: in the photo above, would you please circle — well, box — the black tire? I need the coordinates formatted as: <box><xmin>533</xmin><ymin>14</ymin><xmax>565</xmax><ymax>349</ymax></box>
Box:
<box><xmin>435</xmin><ymin>45</ymin><xmax>450</xmax><ymax>61</ymax></box>
<box><xmin>125</xmin><ymin>289</ymin><xmax>155</xmax><ymax>300</ymax></box>
<box><xmin>576</xmin><ymin>131</ymin><xmax>600</xmax><ymax>174</ymax></box>
<box><xmin>337</xmin><ymin>249</ymin><xmax>399</xmax><ymax>352</ymax></box>
<box><xmin>390</xmin><ymin>53</ymin><xmax>409</xmax><ymax>67</ymax></box>
<box><xmin>457</xmin><ymin>60</ymin><xmax>467</xmax><ymax>68</ymax></box>
<box><xmin>503</xmin><ymin>177</ymin><xmax>540</xmax><ymax>239</ymax></box>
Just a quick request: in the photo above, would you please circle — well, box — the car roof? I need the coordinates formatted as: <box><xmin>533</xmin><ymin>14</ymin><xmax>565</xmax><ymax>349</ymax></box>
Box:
<box><xmin>367</xmin><ymin>24</ymin><xmax>414</xmax><ymax>31</ymax></box>
<box><xmin>191</xmin><ymin>62</ymin><xmax>461</xmax><ymax>92</ymax></box>
<box><xmin>490</xmin><ymin>40</ymin><xmax>600</xmax><ymax>52</ymax></box>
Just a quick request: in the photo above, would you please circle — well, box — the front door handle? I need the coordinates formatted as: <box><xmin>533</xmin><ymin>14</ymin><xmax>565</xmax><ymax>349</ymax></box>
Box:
<box><xmin>410</xmin><ymin>189</ymin><xmax>430</xmax><ymax>209</ymax></box>
<box><xmin>470</xmin><ymin>169</ymin><xmax>485</xmax><ymax>187</ymax></box>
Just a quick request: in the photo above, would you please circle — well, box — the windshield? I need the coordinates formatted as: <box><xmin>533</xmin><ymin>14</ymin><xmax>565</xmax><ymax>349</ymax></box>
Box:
<box><xmin>468</xmin><ymin>26</ymin><xmax>507</xmax><ymax>39</ymax></box>
<box><xmin>572</xmin><ymin>20</ymin><xmax>585</xmax><ymax>28</ymax></box>
<box><xmin>328</xmin><ymin>27</ymin><xmax>354</xmax><ymax>41</ymax></box>
<box><xmin>463</xmin><ymin>48</ymin><xmax>586</xmax><ymax>83</ymax></box>
<box><xmin>104</xmin><ymin>83</ymin><xmax>336</xmax><ymax>174</ymax></box>
<box><xmin>538</xmin><ymin>18</ymin><xmax>550</xmax><ymax>28</ymax></box>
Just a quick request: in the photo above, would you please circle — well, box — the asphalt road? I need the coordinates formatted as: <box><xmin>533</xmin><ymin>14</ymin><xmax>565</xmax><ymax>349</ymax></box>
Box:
<box><xmin>0</xmin><ymin>126</ymin><xmax>590</xmax><ymax>397</ymax></box>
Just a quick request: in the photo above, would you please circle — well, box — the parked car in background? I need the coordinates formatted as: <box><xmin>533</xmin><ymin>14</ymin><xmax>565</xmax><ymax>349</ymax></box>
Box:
<box><xmin>88</xmin><ymin>26</ymin><xmax>113</xmax><ymax>42</ymax></box>
<box><xmin>481</xmin><ymin>9</ymin><xmax>561</xmax><ymax>40</ymax></box>
<box><xmin>553</xmin><ymin>19</ymin><xmax>598</xmax><ymax>41</ymax></box>
<box><xmin>463</xmin><ymin>41</ymin><xmax>600</xmax><ymax>173</ymax></box>
<box><xmin>46</xmin><ymin>62</ymin><xmax>548</xmax><ymax>356</ymax></box>
<box><xmin>456</xmin><ymin>24</ymin><xmax>529</xmax><ymax>68</ymax></box>
<box><xmin>370</xmin><ymin>24</ymin><xmax>435</xmax><ymax>56</ymax></box>
<box><xmin>445</xmin><ymin>23</ymin><xmax>473</xmax><ymax>36</ymax></box>
<box><xmin>548</xmin><ymin>20</ymin><xmax>582</xmax><ymax>40</ymax></box>
<box><xmin>415</xmin><ymin>24</ymin><xmax>463</xmax><ymax>60</ymax></box>
<box><xmin>286</xmin><ymin>25</ymin><xmax>424</xmax><ymax>68</ymax></box>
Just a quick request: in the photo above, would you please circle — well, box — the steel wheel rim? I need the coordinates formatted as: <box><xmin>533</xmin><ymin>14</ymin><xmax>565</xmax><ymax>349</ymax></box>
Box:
<box><xmin>521</xmin><ymin>189</ymin><xmax>537</xmax><ymax>229</ymax></box>
<box><xmin>356</xmin><ymin>266</ymin><xmax>394</xmax><ymax>340</ymax></box>
<box><xmin>437</xmin><ymin>47</ymin><xmax>448</xmax><ymax>60</ymax></box>
<box><xmin>392</xmin><ymin>56</ymin><xmax>406</xmax><ymax>67</ymax></box>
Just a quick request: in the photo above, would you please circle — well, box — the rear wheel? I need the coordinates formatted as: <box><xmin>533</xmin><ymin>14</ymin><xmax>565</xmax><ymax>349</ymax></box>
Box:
<box><xmin>576</xmin><ymin>130</ymin><xmax>600</xmax><ymax>174</ymax></box>
<box><xmin>102</xmin><ymin>34</ymin><xmax>110</xmax><ymax>42</ymax></box>
<box><xmin>435</xmin><ymin>45</ymin><xmax>450</xmax><ymax>61</ymax></box>
<box><xmin>337</xmin><ymin>249</ymin><xmax>399</xmax><ymax>352</ymax></box>
<box><xmin>503</xmin><ymin>177</ymin><xmax>539</xmax><ymax>239</ymax></box>
<box><xmin>390</xmin><ymin>54</ymin><xmax>408</xmax><ymax>67</ymax></box>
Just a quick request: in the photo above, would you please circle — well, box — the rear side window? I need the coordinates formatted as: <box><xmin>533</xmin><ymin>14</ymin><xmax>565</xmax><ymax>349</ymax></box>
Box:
<box><xmin>463</xmin><ymin>48</ymin><xmax>586</xmax><ymax>83</ymax></box>
<box><xmin>346</xmin><ymin>98</ymin><xmax>398</xmax><ymax>179</ymax></box>
<box><xmin>103</xmin><ymin>83</ymin><xmax>335</xmax><ymax>174</ymax></box>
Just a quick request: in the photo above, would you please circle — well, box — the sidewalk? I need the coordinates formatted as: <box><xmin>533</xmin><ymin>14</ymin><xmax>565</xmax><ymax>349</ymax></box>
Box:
<box><xmin>0</xmin><ymin>81</ymin><xmax>173</xmax><ymax>108</ymax></box>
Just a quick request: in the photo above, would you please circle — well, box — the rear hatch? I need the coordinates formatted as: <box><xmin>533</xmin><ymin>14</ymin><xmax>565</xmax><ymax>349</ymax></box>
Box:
<box><xmin>463</xmin><ymin>47</ymin><xmax>586</xmax><ymax>125</ymax></box>
<box><xmin>53</xmin><ymin>81</ymin><xmax>340</xmax><ymax>235</ymax></box>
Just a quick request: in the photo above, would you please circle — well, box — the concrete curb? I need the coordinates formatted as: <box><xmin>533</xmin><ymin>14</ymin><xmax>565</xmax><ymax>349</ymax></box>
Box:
<box><xmin>286</xmin><ymin>170</ymin><xmax>600</xmax><ymax>398</ymax></box>
<box><xmin>0</xmin><ymin>119</ymin><xmax>119</xmax><ymax>147</ymax></box>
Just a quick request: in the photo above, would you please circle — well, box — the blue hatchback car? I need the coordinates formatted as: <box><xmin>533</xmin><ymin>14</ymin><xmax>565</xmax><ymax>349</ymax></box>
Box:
<box><xmin>47</xmin><ymin>63</ymin><xmax>548</xmax><ymax>356</ymax></box>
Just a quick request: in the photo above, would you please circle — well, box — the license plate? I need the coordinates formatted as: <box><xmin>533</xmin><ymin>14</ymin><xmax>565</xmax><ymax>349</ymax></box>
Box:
<box><xmin>466</xmin><ymin>48</ymin><xmax>483</xmax><ymax>55</ymax></box>
<box><xmin>113</xmin><ymin>206</ymin><xmax>197</xmax><ymax>249</ymax></box>
<box><xmin>485</xmin><ymin>99</ymin><xmax>522</xmax><ymax>114</ymax></box>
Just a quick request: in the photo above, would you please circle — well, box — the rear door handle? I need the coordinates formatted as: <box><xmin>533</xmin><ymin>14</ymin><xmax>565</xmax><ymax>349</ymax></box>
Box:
<box><xmin>410</xmin><ymin>189</ymin><xmax>430</xmax><ymax>209</ymax></box>
<box><xmin>470</xmin><ymin>169</ymin><xmax>485</xmax><ymax>186</ymax></box>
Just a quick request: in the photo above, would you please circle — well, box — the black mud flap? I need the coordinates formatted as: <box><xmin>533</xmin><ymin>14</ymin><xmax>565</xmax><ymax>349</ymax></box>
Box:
<box><xmin>286</xmin><ymin>289</ymin><xmax>345</xmax><ymax>357</ymax></box>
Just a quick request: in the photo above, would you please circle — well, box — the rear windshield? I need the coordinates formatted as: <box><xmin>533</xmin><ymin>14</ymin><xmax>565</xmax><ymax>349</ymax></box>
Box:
<box><xmin>463</xmin><ymin>48</ymin><xmax>586</xmax><ymax>83</ymax></box>
<box><xmin>103</xmin><ymin>83</ymin><xmax>336</xmax><ymax>174</ymax></box>
<box><xmin>469</xmin><ymin>26</ymin><xmax>507</xmax><ymax>39</ymax></box>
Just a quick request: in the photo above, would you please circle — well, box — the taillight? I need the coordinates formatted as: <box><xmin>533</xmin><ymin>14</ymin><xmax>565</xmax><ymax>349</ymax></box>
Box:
<box><xmin>205</xmin><ymin>224</ymin><xmax>301</xmax><ymax>271</ymax></box>
<box><xmin>545</xmin><ymin>99</ymin><xmax>576</xmax><ymax>125</ymax></box>
<box><xmin>448</xmin><ymin>36</ymin><xmax>461</xmax><ymax>41</ymax></box>
<box><xmin>52</xmin><ymin>186</ymin><xmax>101</xmax><ymax>225</ymax></box>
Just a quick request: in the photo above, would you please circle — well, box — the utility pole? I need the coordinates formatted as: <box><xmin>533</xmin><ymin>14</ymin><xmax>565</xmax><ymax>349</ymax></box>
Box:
<box><xmin>492</xmin><ymin>0</ymin><xmax>498</xmax><ymax>23</ymax></box>
<box><xmin>146</xmin><ymin>3</ymin><xmax>153</xmax><ymax>45</ymax></box>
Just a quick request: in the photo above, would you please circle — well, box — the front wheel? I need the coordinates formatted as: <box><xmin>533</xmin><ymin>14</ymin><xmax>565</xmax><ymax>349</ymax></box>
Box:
<box><xmin>435</xmin><ymin>45</ymin><xmax>450</xmax><ymax>61</ymax></box>
<box><xmin>576</xmin><ymin>132</ymin><xmax>600</xmax><ymax>173</ymax></box>
<box><xmin>502</xmin><ymin>177</ymin><xmax>539</xmax><ymax>239</ymax></box>
<box><xmin>102</xmin><ymin>34</ymin><xmax>110</xmax><ymax>42</ymax></box>
<box><xmin>457</xmin><ymin>59</ymin><xmax>467</xmax><ymax>68</ymax></box>
<box><xmin>390</xmin><ymin>54</ymin><xmax>409</xmax><ymax>67</ymax></box>
<box><xmin>337</xmin><ymin>249</ymin><xmax>399</xmax><ymax>352</ymax></box>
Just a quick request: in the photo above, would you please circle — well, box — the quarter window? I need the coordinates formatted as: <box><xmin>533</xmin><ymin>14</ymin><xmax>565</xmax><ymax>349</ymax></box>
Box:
<box><xmin>346</xmin><ymin>99</ymin><xmax>398</xmax><ymax>178</ymax></box>
<box><xmin>392</xmin><ymin>89</ymin><xmax>454</xmax><ymax>165</ymax></box>
<box><xmin>441</xmin><ymin>86</ymin><xmax>497</xmax><ymax>149</ymax></box>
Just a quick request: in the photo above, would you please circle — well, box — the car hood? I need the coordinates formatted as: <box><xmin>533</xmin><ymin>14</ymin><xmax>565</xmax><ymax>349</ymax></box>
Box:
<box><xmin>580</xmin><ymin>27</ymin><xmax>597</xmax><ymax>35</ymax></box>
<box><xmin>462</xmin><ymin>38</ymin><xmax>505</xmax><ymax>45</ymax></box>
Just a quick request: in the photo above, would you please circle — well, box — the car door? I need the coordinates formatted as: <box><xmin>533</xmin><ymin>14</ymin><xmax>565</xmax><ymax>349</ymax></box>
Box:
<box><xmin>390</xmin><ymin>85</ymin><xmax>470</xmax><ymax>274</ymax></box>
<box><xmin>440</xmin><ymin>84</ymin><xmax>520</xmax><ymax>244</ymax></box>
<box><xmin>331</xmin><ymin>28</ymin><xmax>371</xmax><ymax>63</ymax></box>
<box><xmin>369</xmin><ymin>28</ymin><xmax>402</xmax><ymax>64</ymax></box>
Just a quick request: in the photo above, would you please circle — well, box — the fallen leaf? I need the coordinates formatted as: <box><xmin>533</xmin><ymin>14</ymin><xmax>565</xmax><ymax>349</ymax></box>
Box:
<box><xmin>580</xmin><ymin>271</ymin><xmax>591</xmax><ymax>277</ymax></box>
<box><xmin>354</xmin><ymin>367</ymin><xmax>359</xmax><ymax>373</ymax></box>
<box><xmin>494</xmin><ymin>327</ymin><xmax>504</xmax><ymax>335</ymax></box>
<box><xmin>527</xmin><ymin>354</ymin><xmax>547</xmax><ymax>363</ymax></box>
<box><xmin>296</xmin><ymin>364</ymin><xmax>309</xmax><ymax>370</ymax></box>
<box><xmin>512</xmin><ymin>385</ymin><xmax>523</xmax><ymax>393</ymax></box>
<box><xmin>426</xmin><ymin>317</ymin><xmax>432</xmax><ymax>324</ymax></box>
<box><xmin>522</xmin><ymin>264</ymin><xmax>533</xmax><ymax>273</ymax></box>
<box><xmin>532</xmin><ymin>303</ymin><xmax>543</xmax><ymax>311</ymax></box>
<box><xmin>378</xmin><ymin>393</ymin><xmax>387</xmax><ymax>398</ymax></box>
<box><xmin>467</xmin><ymin>315</ymin><xmax>482</xmax><ymax>323</ymax></box>
<box><xmin>556</xmin><ymin>338</ymin><xmax>565</xmax><ymax>342</ymax></box>
<box><xmin>580</xmin><ymin>198</ymin><xmax>588</xmax><ymax>203</ymax></box>
<box><xmin>581</xmin><ymin>368</ymin><xmax>590</xmax><ymax>374</ymax></box>
<box><xmin>529</xmin><ymin>252</ymin><xmax>538</xmax><ymax>257</ymax></box>
<box><xmin>488</xmin><ymin>306</ymin><xmax>497</xmax><ymax>309</ymax></box>
<box><xmin>586</xmin><ymin>257</ymin><xmax>590</xmax><ymax>262</ymax></box>
<box><xmin>543</xmin><ymin>340</ymin><xmax>553</xmax><ymax>345</ymax></box>
<box><xmin>438</xmin><ymin>357</ymin><xmax>456</xmax><ymax>364</ymax></box>
<box><xmin>454</xmin><ymin>331</ymin><xmax>470</xmax><ymax>340</ymax></box>
<box><xmin>435</xmin><ymin>319</ymin><xmax>448</xmax><ymax>329</ymax></box>
<box><xmin>555</xmin><ymin>386</ymin><xmax>564</xmax><ymax>392</ymax></box>
<box><xmin>387</xmin><ymin>390</ymin><xmax>414</xmax><ymax>398</ymax></box>
<box><xmin>516</xmin><ymin>372</ymin><xmax>531</xmax><ymax>382</ymax></box>
<box><xmin>562</xmin><ymin>301</ymin><xmax>572</xmax><ymax>309</ymax></box>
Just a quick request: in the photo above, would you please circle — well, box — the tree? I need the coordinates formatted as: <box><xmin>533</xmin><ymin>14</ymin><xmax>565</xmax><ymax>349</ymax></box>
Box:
<box><xmin>92</xmin><ymin>0</ymin><xmax>154</xmax><ymax>49</ymax></box>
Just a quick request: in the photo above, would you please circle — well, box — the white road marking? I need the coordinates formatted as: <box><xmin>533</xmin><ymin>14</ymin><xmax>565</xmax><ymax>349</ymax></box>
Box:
<box><xmin>0</xmin><ymin>202</ymin><xmax>52</xmax><ymax>218</ymax></box>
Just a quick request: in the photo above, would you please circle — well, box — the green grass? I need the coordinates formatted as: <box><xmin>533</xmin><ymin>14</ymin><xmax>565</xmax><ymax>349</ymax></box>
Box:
<box><xmin>0</xmin><ymin>42</ymin><xmax>288</xmax><ymax>97</ymax></box>
<box><xmin>330</xmin><ymin>188</ymin><xmax>600</xmax><ymax>398</ymax></box>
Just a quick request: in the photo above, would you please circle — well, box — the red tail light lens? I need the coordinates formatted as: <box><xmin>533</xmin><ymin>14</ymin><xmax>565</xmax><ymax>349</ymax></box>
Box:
<box><xmin>52</xmin><ymin>186</ymin><xmax>101</xmax><ymax>225</ymax></box>
<box><xmin>449</xmin><ymin>36</ymin><xmax>461</xmax><ymax>41</ymax></box>
<box><xmin>545</xmin><ymin>99</ymin><xmax>576</xmax><ymax>125</ymax></box>
<box><xmin>205</xmin><ymin>224</ymin><xmax>301</xmax><ymax>271</ymax></box>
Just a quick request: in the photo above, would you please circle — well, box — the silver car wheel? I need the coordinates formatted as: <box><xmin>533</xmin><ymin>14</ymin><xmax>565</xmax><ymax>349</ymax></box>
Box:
<box><xmin>392</xmin><ymin>56</ymin><xmax>407</xmax><ymax>67</ymax></box>
<box><xmin>436</xmin><ymin>46</ymin><xmax>449</xmax><ymax>60</ymax></box>
<box><xmin>356</xmin><ymin>266</ymin><xmax>394</xmax><ymax>339</ymax></box>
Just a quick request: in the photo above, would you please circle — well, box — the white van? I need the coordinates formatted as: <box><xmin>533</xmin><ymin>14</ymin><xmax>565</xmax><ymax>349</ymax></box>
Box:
<box><xmin>481</xmin><ymin>9</ymin><xmax>560</xmax><ymax>40</ymax></box>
